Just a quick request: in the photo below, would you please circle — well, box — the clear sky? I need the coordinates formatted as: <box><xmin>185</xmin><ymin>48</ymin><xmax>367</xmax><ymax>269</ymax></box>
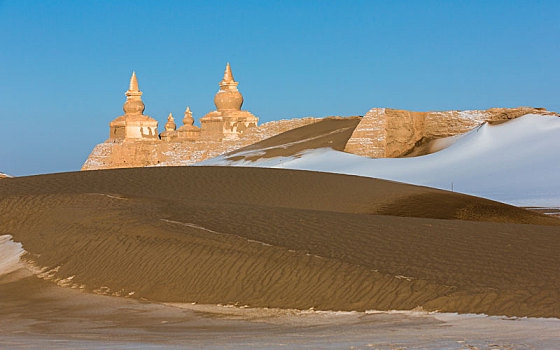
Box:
<box><xmin>0</xmin><ymin>0</ymin><xmax>558</xmax><ymax>176</ymax></box>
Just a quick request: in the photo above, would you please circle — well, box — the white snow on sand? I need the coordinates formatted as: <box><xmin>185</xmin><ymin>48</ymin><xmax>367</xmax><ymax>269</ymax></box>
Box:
<box><xmin>200</xmin><ymin>114</ymin><xmax>560</xmax><ymax>207</ymax></box>
<box><xmin>0</xmin><ymin>235</ymin><xmax>25</xmax><ymax>276</ymax></box>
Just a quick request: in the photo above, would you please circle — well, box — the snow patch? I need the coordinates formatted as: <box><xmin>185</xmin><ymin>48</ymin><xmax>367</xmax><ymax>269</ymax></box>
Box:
<box><xmin>201</xmin><ymin>114</ymin><xmax>560</xmax><ymax>207</ymax></box>
<box><xmin>0</xmin><ymin>235</ymin><xmax>26</xmax><ymax>276</ymax></box>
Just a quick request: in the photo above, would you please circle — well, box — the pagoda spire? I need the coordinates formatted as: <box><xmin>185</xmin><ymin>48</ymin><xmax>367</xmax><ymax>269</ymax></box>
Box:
<box><xmin>123</xmin><ymin>71</ymin><xmax>144</xmax><ymax>115</ymax></box>
<box><xmin>219</xmin><ymin>62</ymin><xmax>239</xmax><ymax>93</ymax></box>
<box><xmin>129</xmin><ymin>71</ymin><xmax>139</xmax><ymax>92</ymax></box>
<box><xmin>222</xmin><ymin>62</ymin><xmax>235</xmax><ymax>83</ymax></box>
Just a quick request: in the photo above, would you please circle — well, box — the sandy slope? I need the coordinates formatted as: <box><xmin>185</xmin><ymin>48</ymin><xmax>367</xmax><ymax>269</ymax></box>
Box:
<box><xmin>227</xmin><ymin>116</ymin><xmax>361</xmax><ymax>161</ymax></box>
<box><xmin>204</xmin><ymin>114</ymin><xmax>560</xmax><ymax>207</ymax></box>
<box><xmin>1</xmin><ymin>167</ymin><xmax>559</xmax><ymax>318</ymax></box>
<box><xmin>3</xmin><ymin>273</ymin><xmax>560</xmax><ymax>349</ymax></box>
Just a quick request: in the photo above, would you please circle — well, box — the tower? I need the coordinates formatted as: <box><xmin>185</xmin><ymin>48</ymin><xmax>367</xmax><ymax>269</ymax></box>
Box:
<box><xmin>200</xmin><ymin>63</ymin><xmax>258</xmax><ymax>140</ymax></box>
<box><xmin>109</xmin><ymin>72</ymin><xmax>159</xmax><ymax>141</ymax></box>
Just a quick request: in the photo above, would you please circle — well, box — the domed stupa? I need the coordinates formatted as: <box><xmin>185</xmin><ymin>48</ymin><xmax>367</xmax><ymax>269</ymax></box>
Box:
<box><xmin>109</xmin><ymin>72</ymin><xmax>159</xmax><ymax>141</ymax></box>
<box><xmin>200</xmin><ymin>63</ymin><xmax>258</xmax><ymax>140</ymax></box>
<box><xmin>176</xmin><ymin>106</ymin><xmax>201</xmax><ymax>140</ymax></box>
<box><xmin>160</xmin><ymin>113</ymin><xmax>177</xmax><ymax>141</ymax></box>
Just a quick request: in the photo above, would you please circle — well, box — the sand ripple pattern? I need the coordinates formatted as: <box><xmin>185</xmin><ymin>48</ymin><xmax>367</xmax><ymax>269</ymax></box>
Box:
<box><xmin>0</xmin><ymin>167</ymin><xmax>559</xmax><ymax>317</ymax></box>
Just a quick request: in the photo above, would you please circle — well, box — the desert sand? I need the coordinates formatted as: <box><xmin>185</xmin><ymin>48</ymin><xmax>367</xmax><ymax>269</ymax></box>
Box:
<box><xmin>525</xmin><ymin>207</ymin><xmax>560</xmax><ymax>219</ymax></box>
<box><xmin>209</xmin><ymin>114</ymin><xmax>560</xmax><ymax>208</ymax></box>
<box><xmin>3</xmin><ymin>274</ymin><xmax>560</xmax><ymax>349</ymax></box>
<box><xmin>2</xmin><ymin>274</ymin><xmax>560</xmax><ymax>349</ymax></box>
<box><xmin>1</xmin><ymin>166</ymin><xmax>559</xmax><ymax>321</ymax></box>
<box><xmin>227</xmin><ymin>116</ymin><xmax>361</xmax><ymax>161</ymax></box>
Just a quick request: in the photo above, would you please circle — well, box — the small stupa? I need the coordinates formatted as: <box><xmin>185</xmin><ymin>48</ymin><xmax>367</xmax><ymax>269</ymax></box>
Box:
<box><xmin>109</xmin><ymin>72</ymin><xmax>159</xmax><ymax>141</ymax></box>
<box><xmin>160</xmin><ymin>113</ymin><xmax>177</xmax><ymax>141</ymax></box>
<box><xmin>200</xmin><ymin>63</ymin><xmax>258</xmax><ymax>140</ymax></box>
<box><xmin>176</xmin><ymin>106</ymin><xmax>201</xmax><ymax>140</ymax></box>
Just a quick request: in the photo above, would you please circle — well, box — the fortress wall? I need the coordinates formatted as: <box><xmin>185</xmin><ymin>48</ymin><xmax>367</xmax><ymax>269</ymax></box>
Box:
<box><xmin>82</xmin><ymin>117</ymin><xmax>320</xmax><ymax>170</ymax></box>
<box><xmin>423</xmin><ymin>110</ymin><xmax>488</xmax><ymax>139</ymax></box>
<box><xmin>384</xmin><ymin>109</ymin><xmax>426</xmax><ymax>158</ymax></box>
<box><xmin>82</xmin><ymin>107</ymin><xmax>558</xmax><ymax>171</ymax></box>
<box><xmin>343</xmin><ymin>108</ymin><xmax>388</xmax><ymax>158</ymax></box>
<box><xmin>345</xmin><ymin>107</ymin><xmax>557</xmax><ymax>159</ymax></box>
<box><xmin>423</xmin><ymin>107</ymin><xmax>557</xmax><ymax>140</ymax></box>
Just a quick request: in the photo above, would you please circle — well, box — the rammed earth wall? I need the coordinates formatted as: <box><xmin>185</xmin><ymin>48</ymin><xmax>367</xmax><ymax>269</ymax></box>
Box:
<box><xmin>82</xmin><ymin>117</ymin><xmax>320</xmax><ymax>170</ymax></box>
<box><xmin>82</xmin><ymin>107</ymin><xmax>558</xmax><ymax>170</ymax></box>
<box><xmin>345</xmin><ymin>107</ymin><xmax>557</xmax><ymax>158</ymax></box>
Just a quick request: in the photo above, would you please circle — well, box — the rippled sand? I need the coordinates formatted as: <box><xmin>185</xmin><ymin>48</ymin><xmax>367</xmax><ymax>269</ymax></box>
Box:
<box><xmin>1</xmin><ymin>271</ymin><xmax>559</xmax><ymax>349</ymax></box>
<box><xmin>0</xmin><ymin>166</ymin><xmax>559</xmax><ymax>348</ymax></box>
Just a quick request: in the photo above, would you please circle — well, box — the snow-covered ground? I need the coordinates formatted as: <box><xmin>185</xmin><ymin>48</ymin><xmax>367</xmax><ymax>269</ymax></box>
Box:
<box><xmin>200</xmin><ymin>114</ymin><xmax>560</xmax><ymax>207</ymax></box>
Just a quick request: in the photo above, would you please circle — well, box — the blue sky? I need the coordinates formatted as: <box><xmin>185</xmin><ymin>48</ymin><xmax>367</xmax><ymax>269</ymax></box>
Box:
<box><xmin>0</xmin><ymin>0</ymin><xmax>558</xmax><ymax>176</ymax></box>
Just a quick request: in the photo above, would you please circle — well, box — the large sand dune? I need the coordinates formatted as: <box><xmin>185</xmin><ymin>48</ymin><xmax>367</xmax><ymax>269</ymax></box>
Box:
<box><xmin>1</xmin><ymin>167</ymin><xmax>559</xmax><ymax>317</ymax></box>
<box><xmin>205</xmin><ymin>114</ymin><xmax>560</xmax><ymax>207</ymax></box>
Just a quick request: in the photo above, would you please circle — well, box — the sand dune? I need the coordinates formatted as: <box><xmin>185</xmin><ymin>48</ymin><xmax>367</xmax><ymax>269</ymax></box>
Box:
<box><xmin>3</xmin><ymin>273</ymin><xmax>560</xmax><ymax>349</ymax></box>
<box><xmin>226</xmin><ymin>116</ymin><xmax>361</xmax><ymax>162</ymax></box>
<box><xmin>525</xmin><ymin>207</ymin><xmax>560</xmax><ymax>219</ymax></box>
<box><xmin>205</xmin><ymin>114</ymin><xmax>560</xmax><ymax>208</ymax></box>
<box><xmin>1</xmin><ymin>166</ymin><xmax>559</xmax><ymax>318</ymax></box>
<box><xmin>1</xmin><ymin>166</ymin><xmax>555</xmax><ymax>224</ymax></box>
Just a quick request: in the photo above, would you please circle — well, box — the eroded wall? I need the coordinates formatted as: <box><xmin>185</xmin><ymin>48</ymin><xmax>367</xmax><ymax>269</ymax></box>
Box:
<box><xmin>345</xmin><ymin>107</ymin><xmax>557</xmax><ymax>158</ymax></box>
<box><xmin>82</xmin><ymin>117</ymin><xmax>320</xmax><ymax>170</ymax></box>
<box><xmin>83</xmin><ymin>107</ymin><xmax>558</xmax><ymax>171</ymax></box>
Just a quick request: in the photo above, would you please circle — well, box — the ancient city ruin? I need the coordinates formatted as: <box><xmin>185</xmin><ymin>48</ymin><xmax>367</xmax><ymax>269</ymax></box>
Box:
<box><xmin>82</xmin><ymin>64</ymin><xmax>557</xmax><ymax>170</ymax></box>
<box><xmin>109</xmin><ymin>63</ymin><xmax>258</xmax><ymax>143</ymax></box>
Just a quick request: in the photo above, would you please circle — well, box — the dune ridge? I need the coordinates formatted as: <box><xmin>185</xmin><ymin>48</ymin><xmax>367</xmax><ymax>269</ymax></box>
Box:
<box><xmin>207</xmin><ymin>114</ymin><xmax>560</xmax><ymax>208</ymax></box>
<box><xmin>0</xmin><ymin>166</ymin><xmax>556</xmax><ymax>225</ymax></box>
<box><xmin>1</xmin><ymin>167</ymin><xmax>559</xmax><ymax>317</ymax></box>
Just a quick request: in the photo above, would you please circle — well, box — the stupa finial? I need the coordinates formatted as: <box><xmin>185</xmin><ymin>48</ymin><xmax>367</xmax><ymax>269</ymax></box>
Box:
<box><xmin>221</xmin><ymin>62</ymin><xmax>238</xmax><ymax>86</ymax></box>
<box><xmin>123</xmin><ymin>71</ymin><xmax>144</xmax><ymax>115</ymax></box>
<box><xmin>129</xmin><ymin>71</ymin><xmax>139</xmax><ymax>92</ymax></box>
<box><xmin>218</xmin><ymin>62</ymin><xmax>239</xmax><ymax>94</ymax></box>
<box><xmin>215</xmin><ymin>63</ymin><xmax>242</xmax><ymax>111</ymax></box>
<box><xmin>223</xmin><ymin>62</ymin><xmax>235</xmax><ymax>83</ymax></box>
